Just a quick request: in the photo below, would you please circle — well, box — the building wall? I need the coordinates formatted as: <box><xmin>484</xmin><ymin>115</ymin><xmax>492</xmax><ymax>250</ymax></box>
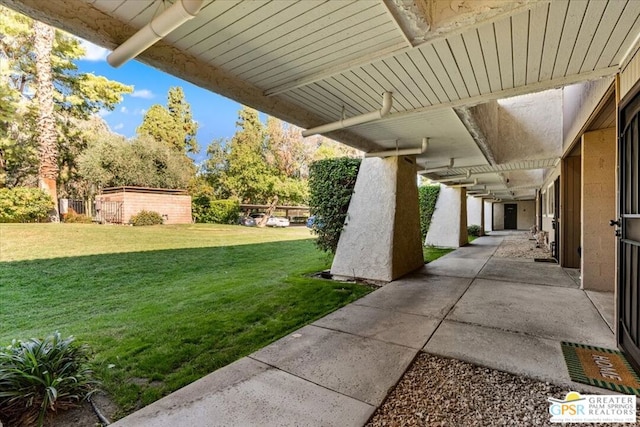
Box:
<box><xmin>581</xmin><ymin>128</ymin><xmax>616</xmax><ymax>291</ymax></box>
<box><xmin>96</xmin><ymin>191</ymin><xmax>192</xmax><ymax>224</ymax></box>
<box><xmin>562</xmin><ymin>78</ymin><xmax>614</xmax><ymax>150</ymax></box>
<box><xmin>621</xmin><ymin>46</ymin><xmax>640</xmax><ymax>100</ymax></box>
<box><xmin>467</xmin><ymin>196</ymin><xmax>484</xmax><ymax>233</ymax></box>
<box><xmin>484</xmin><ymin>201</ymin><xmax>493</xmax><ymax>232</ymax></box>
<box><xmin>492</xmin><ymin>201</ymin><xmax>535</xmax><ymax>230</ymax></box>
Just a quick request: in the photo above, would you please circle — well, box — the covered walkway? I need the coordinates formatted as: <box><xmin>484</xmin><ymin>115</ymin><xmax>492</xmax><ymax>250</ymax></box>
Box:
<box><xmin>112</xmin><ymin>232</ymin><xmax>614</xmax><ymax>426</ymax></box>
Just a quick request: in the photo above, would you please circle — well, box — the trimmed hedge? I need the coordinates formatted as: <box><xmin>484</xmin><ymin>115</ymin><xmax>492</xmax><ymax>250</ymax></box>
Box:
<box><xmin>418</xmin><ymin>185</ymin><xmax>440</xmax><ymax>242</ymax></box>
<box><xmin>468</xmin><ymin>224</ymin><xmax>482</xmax><ymax>237</ymax></box>
<box><xmin>0</xmin><ymin>187</ymin><xmax>54</xmax><ymax>223</ymax></box>
<box><xmin>309</xmin><ymin>157</ymin><xmax>361</xmax><ymax>253</ymax></box>
<box><xmin>130</xmin><ymin>210</ymin><xmax>163</xmax><ymax>226</ymax></box>
<box><xmin>192</xmin><ymin>197</ymin><xmax>239</xmax><ymax>224</ymax></box>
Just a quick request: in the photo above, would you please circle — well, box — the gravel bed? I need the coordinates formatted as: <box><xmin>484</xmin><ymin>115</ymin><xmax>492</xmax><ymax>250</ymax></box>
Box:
<box><xmin>366</xmin><ymin>353</ymin><xmax>637</xmax><ymax>427</ymax></box>
<box><xmin>493</xmin><ymin>232</ymin><xmax>551</xmax><ymax>260</ymax></box>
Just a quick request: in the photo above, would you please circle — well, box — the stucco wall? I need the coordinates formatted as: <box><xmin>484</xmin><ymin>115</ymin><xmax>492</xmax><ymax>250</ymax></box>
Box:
<box><xmin>426</xmin><ymin>186</ymin><xmax>468</xmax><ymax>247</ymax></box>
<box><xmin>562</xmin><ymin>78</ymin><xmax>614</xmax><ymax>150</ymax></box>
<box><xmin>467</xmin><ymin>196</ymin><xmax>484</xmax><ymax>233</ymax></box>
<box><xmin>492</xmin><ymin>201</ymin><xmax>535</xmax><ymax>230</ymax></box>
<box><xmin>581</xmin><ymin>128</ymin><xmax>616</xmax><ymax>291</ymax></box>
<box><xmin>484</xmin><ymin>201</ymin><xmax>493</xmax><ymax>232</ymax></box>
<box><xmin>331</xmin><ymin>156</ymin><xmax>423</xmax><ymax>282</ymax></box>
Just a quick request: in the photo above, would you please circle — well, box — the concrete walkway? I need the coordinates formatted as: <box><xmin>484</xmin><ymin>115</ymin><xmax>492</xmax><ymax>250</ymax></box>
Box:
<box><xmin>112</xmin><ymin>232</ymin><xmax>615</xmax><ymax>426</ymax></box>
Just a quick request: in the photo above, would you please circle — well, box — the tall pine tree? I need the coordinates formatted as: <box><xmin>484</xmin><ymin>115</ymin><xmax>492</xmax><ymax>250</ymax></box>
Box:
<box><xmin>137</xmin><ymin>87</ymin><xmax>198</xmax><ymax>154</ymax></box>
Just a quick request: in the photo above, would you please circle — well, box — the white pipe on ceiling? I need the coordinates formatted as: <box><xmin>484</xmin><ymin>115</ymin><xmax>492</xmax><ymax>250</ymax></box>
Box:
<box><xmin>301</xmin><ymin>92</ymin><xmax>393</xmax><ymax>137</ymax></box>
<box><xmin>364</xmin><ymin>137</ymin><xmax>428</xmax><ymax>158</ymax></box>
<box><xmin>444</xmin><ymin>179</ymin><xmax>478</xmax><ymax>188</ymax></box>
<box><xmin>107</xmin><ymin>0</ymin><xmax>205</xmax><ymax>68</ymax></box>
<box><xmin>418</xmin><ymin>158</ymin><xmax>454</xmax><ymax>174</ymax></box>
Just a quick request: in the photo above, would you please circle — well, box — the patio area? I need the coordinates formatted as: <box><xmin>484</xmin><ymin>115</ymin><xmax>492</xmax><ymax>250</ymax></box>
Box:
<box><xmin>112</xmin><ymin>231</ymin><xmax>615</xmax><ymax>426</ymax></box>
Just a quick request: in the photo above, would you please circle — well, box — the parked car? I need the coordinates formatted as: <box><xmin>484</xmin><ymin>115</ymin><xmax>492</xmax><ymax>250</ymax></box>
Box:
<box><xmin>267</xmin><ymin>216</ymin><xmax>290</xmax><ymax>227</ymax></box>
<box><xmin>238</xmin><ymin>216</ymin><xmax>256</xmax><ymax>227</ymax></box>
<box><xmin>306</xmin><ymin>216</ymin><xmax>315</xmax><ymax>228</ymax></box>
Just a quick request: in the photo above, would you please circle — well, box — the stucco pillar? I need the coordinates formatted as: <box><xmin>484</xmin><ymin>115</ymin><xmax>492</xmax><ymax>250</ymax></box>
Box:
<box><xmin>425</xmin><ymin>185</ymin><xmax>469</xmax><ymax>247</ymax></box>
<box><xmin>330</xmin><ymin>156</ymin><xmax>424</xmax><ymax>283</ymax></box>
<box><xmin>484</xmin><ymin>200</ymin><xmax>493</xmax><ymax>232</ymax></box>
<box><xmin>581</xmin><ymin>128</ymin><xmax>616</xmax><ymax>291</ymax></box>
<box><xmin>466</xmin><ymin>196</ymin><xmax>485</xmax><ymax>236</ymax></box>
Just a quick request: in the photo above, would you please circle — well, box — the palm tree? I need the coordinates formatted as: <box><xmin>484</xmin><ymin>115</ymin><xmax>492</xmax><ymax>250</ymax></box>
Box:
<box><xmin>33</xmin><ymin>20</ymin><xmax>58</xmax><ymax>220</ymax></box>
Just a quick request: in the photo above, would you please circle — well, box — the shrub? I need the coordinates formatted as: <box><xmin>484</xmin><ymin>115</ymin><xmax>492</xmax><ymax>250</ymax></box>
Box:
<box><xmin>309</xmin><ymin>158</ymin><xmax>361</xmax><ymax>253</ymax></box>
<box><xmin>0</xmin><ymin>332</ymin><xmax>97</xmax><ymax>427</ymax></box>
<box><xmin>418</xmin><ymin>185</ymin><xmax>440</xmax><ymax>242</ymax></box>
<box><xmin>63</xmin><ymin>211</ymin><xmax>93</xmax><ymax>224</ymax></box>
<box><xmin>468</xmin><ymin>224</ymin><xmax>482</xmax><ymax>237</ymax></box>
<box><xmin>192</xmin><ymin>197</ymin><xmax>240</xmax><ymax>224</ymax></box>
<box><xmin>0</xmin><ymin>187</ymin><xmax>54</xmax><ymax>223</ymax></box>
<box><xmin>130</xmin><ymin>210</ymin><xmax>163</xmax><ymax>226</ymax></box>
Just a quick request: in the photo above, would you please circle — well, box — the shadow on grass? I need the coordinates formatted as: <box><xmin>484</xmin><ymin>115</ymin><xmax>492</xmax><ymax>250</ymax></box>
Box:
<box><xmin>0</xmin><ymin>239</ymin><xmax>370</xmax><ymax>414</ymax></box>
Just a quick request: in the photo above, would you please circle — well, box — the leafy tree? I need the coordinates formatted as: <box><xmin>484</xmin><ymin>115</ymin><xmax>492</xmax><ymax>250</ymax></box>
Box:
<box><xmin>220</xmin><ymin>106</ymin><xmax>275</xmax><ymax>203</ymax></box>
<box><xmin>0</xmin><ymin>7</ymin><xmax>132</xmax><ymax>195</ymax></box>
<box><xmin>78</xmin><ymin>133</ymin><xmax>194</xmax><ymax>189</ymax></box>
<box><xmin>137</xmin><ymin>87</ymin><xmax>198</xmax><ymax>154</ymax></box>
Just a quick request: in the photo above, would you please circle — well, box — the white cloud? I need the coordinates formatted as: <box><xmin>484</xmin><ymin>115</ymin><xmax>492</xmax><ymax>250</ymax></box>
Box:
<box><xmin>131</xmin><ymin>89</ymin><xmax>154</xmax><ymax>99</ymax></box>
<box><xmin>79</xmin><ymin>39</ymin><xmax>109</xmax><ymax>61</ymax></box>
<box><xmin>97</xmin><ymin>108</ymin><xmax>111</xmax><ymax>117</ymax></box>
<box><xmin>120</xmin><ymin>106</ymin><xmax>128</xmax><ymax>114</ymax></box>
<box><xmin>134</xmin><ymin>108</ymin><xmax>147</xmax><ymax>116</ymax></box>
<box><xmin>113</xmin><ymin>123</ymin><xmax>124</xmax><ymax>130</ymax></box>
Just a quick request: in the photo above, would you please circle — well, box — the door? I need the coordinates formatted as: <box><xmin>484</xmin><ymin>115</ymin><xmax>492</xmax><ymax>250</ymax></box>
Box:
<box><xmin>553</xmin><ymin>177</ymin><xmax>561</xmax><ymax>261</ymax></box>
<box><xmin>618</xmin><ymin>90</ymin><xmax>640</xmax><ymax>371</ymax></box>
<box><xmin>504</xmin><ymin>204</ymin><xmax>517</xmax><ymax>230</ymax></box>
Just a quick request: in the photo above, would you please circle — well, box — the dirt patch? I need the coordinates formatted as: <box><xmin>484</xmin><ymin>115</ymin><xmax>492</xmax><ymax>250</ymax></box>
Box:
<box><xmin>44</xmin><ymin>393</ymin><xmax>118</xmax><ymax>427</ymax></box>
<box><xmin>493</xmin><ymin>232</ymin><xmax>551</xmax><ymax>260</ymax></box>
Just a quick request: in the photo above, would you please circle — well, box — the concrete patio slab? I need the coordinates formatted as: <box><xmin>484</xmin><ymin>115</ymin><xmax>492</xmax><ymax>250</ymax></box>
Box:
<box><xmin>313</xmin><ymin>304</ymin><xmax>439</xmax><ymax>349</ymax></box>
<box><xmin>478</xmin><ymin>258</ymin><xmax>577</xmax><ymax>288</ymax></box>
<box><xmin>110</xmin><ymin>357</ymin><xmax>375</xmax><ymax>427</ymax></box>
<box><xmin>586</xmin><ymin>290</ymin><xmax>615</xmax><ymax>332</ymax></box>
<box><xmin>251</xmin><ymin>325</ymin><xmax>416</xmax><ymax>406</ymax></box>
<box><xmin>468</xmin><ymin>235</ymin><xmax>504</xmax><ymax>246</ymax></box>
<box><xmin>423</xmin><ymin>320</ymin><xmax>611</xmax><ymax>395</ymax></box>
<box><xmin>417</xmin><ymin>257</ymin><xmax>488</xmax><ymax>278</ymax></box>
<box><xmin>424</xmin><ymin>320</ymin><xmax>570</xmax><ymax>385</ymax></box>
<box><xmin>354</xmin><ymin>274</ymin><xmax>472</xmax><ymax>318</ymax></box>
<box><xmin>441</xmin><ymin>244</ymin><xmax>498</xmax><ymax>259</ymax></box>
<box><xmin>447</xmin><ymin>278</ymin><xmax>616</xmax><ymax>348</ymax></box>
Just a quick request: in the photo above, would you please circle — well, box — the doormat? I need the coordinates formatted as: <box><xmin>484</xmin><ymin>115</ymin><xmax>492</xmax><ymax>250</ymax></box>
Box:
<box><xmin>534</xmin><ymin>258</ymin><xmax>557</xmax><ymax>263</ymax></box>
<box><xmin>561</xmin><ymin>342</ymin><xmax>640</xmax><ymax>395</ymax></box>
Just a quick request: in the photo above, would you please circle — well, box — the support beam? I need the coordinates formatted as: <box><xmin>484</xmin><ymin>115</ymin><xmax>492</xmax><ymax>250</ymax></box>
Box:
<box><xmin>331</xmin><ymin>156</ymin><xmax>424</xmax><ymax>283</ymax></box>
<box><xmin>467</xmin><ymin>196</ymin><xmax>485</xmax><ymax>236</ymax></box>
<box><xmin>425</xmin><ymin>185</ymin><xmax>468</xmax><ymax>248</ymax></box>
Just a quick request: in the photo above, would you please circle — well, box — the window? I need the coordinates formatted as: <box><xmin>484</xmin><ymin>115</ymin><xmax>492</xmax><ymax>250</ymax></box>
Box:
<box><xmin>547</xmin><ymin>183</ymin><xmax>555</xmax><ymax>216</ymax></box>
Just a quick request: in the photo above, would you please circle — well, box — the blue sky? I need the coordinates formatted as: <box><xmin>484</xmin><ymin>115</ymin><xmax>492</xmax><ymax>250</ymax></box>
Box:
<box><xmin>77</xmin><ymin>39</ymin><xmax>245</xmax><ymax>163</ymax></box>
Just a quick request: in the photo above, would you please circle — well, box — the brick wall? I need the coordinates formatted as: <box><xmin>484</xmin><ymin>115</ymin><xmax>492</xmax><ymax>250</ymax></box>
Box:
<box><xmin>96</xmin><ymin>191</ymin><xmax>192</xmax><ymax>224</ymax></box>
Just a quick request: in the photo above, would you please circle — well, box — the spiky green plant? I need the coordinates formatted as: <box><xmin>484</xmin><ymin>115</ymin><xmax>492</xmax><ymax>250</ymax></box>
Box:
<box><xmin>0</xmin><ymin>332</ymin><xmax>97</xmax><ymax>426</ymax></box>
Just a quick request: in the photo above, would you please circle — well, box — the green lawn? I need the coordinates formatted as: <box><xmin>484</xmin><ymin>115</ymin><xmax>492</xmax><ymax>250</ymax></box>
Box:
<box><xmin>0</xmin><ymin>224</ymin><xmax>371</xmax><ymax>416</ymax></box>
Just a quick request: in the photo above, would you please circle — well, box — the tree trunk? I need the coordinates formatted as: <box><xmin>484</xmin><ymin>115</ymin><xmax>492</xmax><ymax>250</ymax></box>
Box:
<box><xmin>33</xmin><ymin>21</ymin><xmax>58</xmax><ymax>221</ymax></box>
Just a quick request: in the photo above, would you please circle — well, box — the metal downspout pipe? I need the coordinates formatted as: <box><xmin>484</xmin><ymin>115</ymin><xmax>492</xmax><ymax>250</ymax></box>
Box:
<box><xmin>301</xmin><ymin>92</ymin><xmax>393</xmax><ymax>137</ymax></box>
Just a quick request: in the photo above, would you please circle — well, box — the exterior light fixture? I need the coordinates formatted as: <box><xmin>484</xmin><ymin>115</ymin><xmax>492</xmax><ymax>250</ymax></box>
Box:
<box><xmin>107</xmin><ymin>0</ymin><xmax>205</xmax><ymax>68</ymax></box>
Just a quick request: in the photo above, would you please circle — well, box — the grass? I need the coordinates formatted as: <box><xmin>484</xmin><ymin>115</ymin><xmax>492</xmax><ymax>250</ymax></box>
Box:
<box><xmin>423</xmin><ymin>246</ymin><xmax>454</xmax><ymax>262</ymax></box>
<box><xmin>0</xmin><ymin>224</ymin><xmax>371</xmax><ymax>416</ymax></box>
<box><xmin>422</xmin><ymin>234</ymin><xmax>482</xmax><ymax>262</ymax></box>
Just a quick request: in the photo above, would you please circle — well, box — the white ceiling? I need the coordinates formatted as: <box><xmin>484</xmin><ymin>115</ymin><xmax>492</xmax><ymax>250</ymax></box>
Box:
<box><xmin>8</xmin><ymin>0</ymin><xmax>638</xmax><ymax>200</ymax></box>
